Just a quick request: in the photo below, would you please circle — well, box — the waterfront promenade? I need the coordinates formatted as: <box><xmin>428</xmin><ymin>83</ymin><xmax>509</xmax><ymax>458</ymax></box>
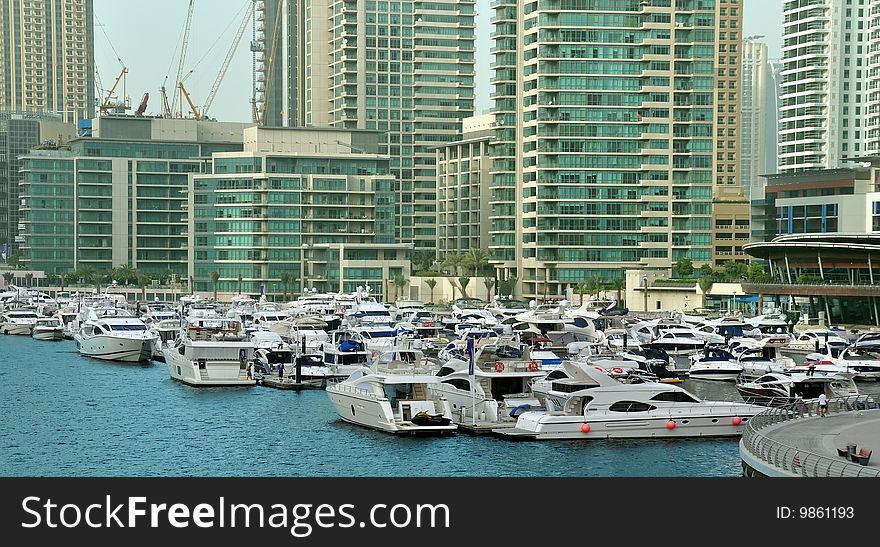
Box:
<box><xmin>740</xmin><ymin>397</ymin><xmax>880</xmax><ymax>477</ymax></box>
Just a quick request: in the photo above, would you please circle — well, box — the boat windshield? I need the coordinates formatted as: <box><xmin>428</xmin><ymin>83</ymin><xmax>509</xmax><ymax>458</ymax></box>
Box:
<box><xmin>109</xmin><ymin>324</ymin><xmax>147</xmax><ymax>331</ymax></box>
<box><xmin>364</xmin><ymin>330</ymin><xmax>396</xmax><ymax>338</ymax></box>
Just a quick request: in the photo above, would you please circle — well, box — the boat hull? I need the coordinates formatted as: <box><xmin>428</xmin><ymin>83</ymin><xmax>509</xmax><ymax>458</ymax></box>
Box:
<box><xmin>32</xmin><ymin>328</ymin><xmax>64</xmax><ymax>341</ymax></box>
<box><xmin>495</xmin><ymin>410</ymin><xmax>758</xmax><ymax>440</ymax></box>
<box><xmin>164</xmin><ymin>349</ymin><xmax>255</xmax><ymax>387</ymax></box>
<box><xmin>1</xmin><ymin>323</ymin><xmax>34</xmax><ymax>336</ymax></box>
<box><xmin>75</xmin><ymin>335</ymin><xmax>154</xmax><ymax>362</ymax></box>
<box><xmin>326</xmin><ymin>388</ymin><xmax>456</xmax><ymax>435</ymax></box>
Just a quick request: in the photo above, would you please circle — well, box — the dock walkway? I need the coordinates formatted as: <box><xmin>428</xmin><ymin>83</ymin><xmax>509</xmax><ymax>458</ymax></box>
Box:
<box><xmin>740</xmin><ymin>396</ymin><xmax>880</xmax><ymax>477</ymax></box>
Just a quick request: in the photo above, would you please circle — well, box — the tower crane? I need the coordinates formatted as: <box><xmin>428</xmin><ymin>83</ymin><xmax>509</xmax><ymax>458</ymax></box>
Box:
<box><xmin>202</xmin><ymin>2</ymin><xmax>254</xmax><ymax>119</ymax></box>
<box><xmin>178</xmin><ymin>82</ymin><xmax>201</xmax><ymax>120</ymax></box>
<box><xmin>172</xmin><ymin>0</ymin><xmax>195</xmax><ymax>117</ymax></box>
<box><xmin>98</xmin><ymin>66</ymin><xmax>131</xmax><ymax>115</ymax></box>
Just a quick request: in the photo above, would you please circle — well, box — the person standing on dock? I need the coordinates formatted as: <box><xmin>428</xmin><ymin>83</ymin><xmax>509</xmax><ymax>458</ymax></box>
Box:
<box><xmin>818</xmin><ymin>393</ymin><xmax>828</xmax><ymax>417</ymax></box>
<box><xmin>278</xmin><ymin>361</ymin><xmax>285</xmax><ymax>380</ymax></box>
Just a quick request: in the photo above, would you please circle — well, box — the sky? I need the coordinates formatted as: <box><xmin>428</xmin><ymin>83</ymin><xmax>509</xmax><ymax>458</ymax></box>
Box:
<box><xmin>93</xmin><ymin>0</ymin><xmax>784</xmax><ymax>124</ymax></box>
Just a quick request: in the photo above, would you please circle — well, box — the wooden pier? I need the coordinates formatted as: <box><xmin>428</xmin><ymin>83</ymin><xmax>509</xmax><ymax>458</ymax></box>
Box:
<box><xmin>456</xmin><ymin>420</ymin><xmax>517</xmax><ymax>435</ymax></box>
<box><xmin>256</xmin><ymin>375</ymin><xmax>325</xmax><ymax>392</ymax></box>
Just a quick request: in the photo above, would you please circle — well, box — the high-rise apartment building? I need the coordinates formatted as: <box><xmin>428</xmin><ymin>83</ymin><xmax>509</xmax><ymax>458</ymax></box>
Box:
<box><xmin>779</xmin><ymin>0</ymin><xmax>879</xmax><ymax>172</ymax></box>
<box><xmin>490</xmin><ymin>0</ymin><xmax>742</xmax><ymax>298</ymax></box>
<box><xmin>0</xmin><ymin>110</ymin><xmax>73</xmax><ymax>258</ymax></box>
<box><xmin>18</xmin><ymin>117</ymin><xmax>248</xmax><ymax>275</ymax></box>
<box><xmin>257</xmin><ymin>0</ymin><xmax>476</xmax><ymax>251</ymax></box>
<box><xmin>436</xmin><ymin>114</ymin><xmax>493</xmax><ymax>257</ymax></box>
<box><xmin>741</xmin><ymin>38</ymin><xmax>768</xmax><ymax>197</ymax></box>
<box><xmin>189</xmin><ymin>126</ymin><xmax>410</xmax><ymax>298</ymax></box>
<box><xmin>0</xmin><ymin>0</ymin><xmax>94</xmax><ymax>124</ymax></box>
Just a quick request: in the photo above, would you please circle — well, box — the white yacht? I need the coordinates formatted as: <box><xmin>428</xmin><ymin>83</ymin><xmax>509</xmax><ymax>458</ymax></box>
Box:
<box><xmin>735</xmin><ymin>372</ymin><xmax>860</xmax><ymax>407</ymax></box>
<box><xmin>141</xmin><ymin>310</ymin><xmax>181</xmax><ymax>361</ymax></box>
<box><xmin>727</xmin><ymin>336</ymin><xmax>795</xmax><ymax>377</ymax></box>
<box><xmin>0</xmin><ymin>309</ymin><xmax>40</xmax><ymax>335</ymax></box>
<box><xmin>801</xmin><ymin>346</ymin><xmax>880</xmax><ymax>381</ymax></box>
<box><xmin>485</xmin><ymin>297</ymin><xmax>531</xmax><ymax>319</ymax></box>
<box><xmin>391</xmin><ymin>299</ymin><xmax>426</xmax><ymax>321</ymax></box>
<box><xmin>32</xmin><ymin>317</ymin><xmax>65</xmax><ymax>341</ymax></box>
<box><xmin>497</xmin><ymin>365</ymin><xmax>765</xmax><ymax>440</ymax></box>
<box><xmin>431</xmin><ymin>352</ymin><xmax>546</xmax><ymax>424</ymax></box>
<box><xmin>779</xmin><ymin>329</ymin><xmax>849</xmax><ymax>361</ymax></box>
<box><xmin>513</xmin><ymin>301</ymin><xmax>573</xmax><ymax>334</ymax></box>
<box><xmin>251</xmin><ymin>330</ymin><xmax>294</xmax><ymax>375</ymax></box>
<box><xmin>74</xmin><ymin>315</ymin><xmax>158</xmax><ymax>363</ymax></box>
<box><xmin>251</xmin><ymin>310</ymin><xmax>289</xmax><ymax>332</ymax></box>
<box><xmin>744</xmin><ymin>312</ymin><xmax>792</xmax><ymax>337</ymax></box>
<box><xmin>163</xmin><ymin>318</ymin><xmax>255</xmax><ymax>386</ymax></box>
<box><xmin>326</xmin><ymin>350</ymin><xmax>457</xmax><ymax>435</ymax></box>
<box><xmin>687</xmin><ymin>346</ymin><xmax>743</xmax><ymax>381</ymax></box>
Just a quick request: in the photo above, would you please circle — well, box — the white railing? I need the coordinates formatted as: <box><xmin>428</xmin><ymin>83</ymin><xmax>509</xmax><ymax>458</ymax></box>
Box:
<box><xmin>741</xmin><ymin>395</ymin><xmax>880</xmax><ymax>478</ymax></box>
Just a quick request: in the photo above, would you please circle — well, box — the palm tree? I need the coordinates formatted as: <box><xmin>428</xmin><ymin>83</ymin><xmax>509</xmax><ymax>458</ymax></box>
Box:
<box><xmin>112</xmin><ymin>263</ymin><xmax>137</xmax><ymax>285</ymax></box>
<box><xmin>425</xmin><ymin>278</ymin><xmax>437</xmax><ymax>304</ymax></box>
<box><xmin>24</xmin><ymin>272</ymin><xmax>34</xmax><ymax>287</ymax></box>
<box><xmin>610</xmin><ymin>277</ymin><xmax>626</xmax><ymax>305</ymax></box>
<box><xmin>6</xmin><ymin>251</ymin><xmax>22</xmax><ymax>270</ymax></box>
<box><xmin>698</xmin><ymin>277</ymin><xmax>714</xmax><ymax>308</ymax></box>
<box><xmin>75</xmin><ymin>265</ymin><xmax>95</xmax><ymax>286</ymax></box>
<box><xmin>63</xmin><ymin>272</ymin><xmax>78</xmax><ymax>291</ymax></box>
<box><xmin>441</xmin><ymin>253</ymin><xmax>464</xmax><ymax>276</ymax></box>
<box><xmin>210</xmin><ymin>271</ymin><xmax>221</xmax><ymax>301</ymax></box>
<box><xmin>498</xmin><ymin>273</ymin><xmax>518</xmax><ymax>299</ymax></box>
<box><xmin>572</xmin><ymin>282</ymin><xmax>589</xmax><ymax>305</ymax></box>
<box><xmin>137</xmin><ymin>273</ymin><xmax>151</xmax><ymax>301</ymax></box>
<box><xmin>278</xmin><ymin>272</ymin><xmax>290</xmax><ymax>301</ymax></box>
<box><xmin>393</xmin><ymin>275</ymin><xmax>408</xmax><ymax>302</ymax></box>
<box><xmin>463</xmin><ymin>249</ymin><xmax>489</xmax><ymax>277</ymax></box>
<box><xmin>2</xmin><ymin>272</ymin><xmax>13</xmax><ymax>287</ymax></box>
<box><xmin>457</xmin><ymin>276</ymin><xmax>470</xmax><ymax>298</ymax></box>
<box><xmin>483</xmin><ymin>277</ymin><xmax>495</xmax><ymax>300</ymax></box>
<box><xmin>586</xmin><ymin>275</ymin><xmax>604</xmax><ymax>299</ymax></box>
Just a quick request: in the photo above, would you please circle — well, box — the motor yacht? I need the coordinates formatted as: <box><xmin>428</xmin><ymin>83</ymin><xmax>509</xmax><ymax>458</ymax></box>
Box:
<box><xmin>0</xmin><ymin>308</ymin><xmax>40</xmax><ymax>335</ymax></box>
<box><xmin>735</xmin><ymin>372</ymin><xmax>860</xmax><ymax>407</ymax></box>
<box><xmin>74</xmin><ymin>313</ymin><xmax>158</xmax><ymax>363</ymax></box>
<box><xmin>498</xmin><ymin>364</ymin><xmax>764</xmax><ymax>440</ymax></box>
<box><xmin>779</xmin><ymin>329</ymin><xmax>849</xmax><ymax>362</ymax></box>
<box><xmin>163</xmin><ymin>318</ymin><xmax>255</xmax><ymax>386</ymax></box>
<box><xmin>31</xmin><ymin>317</ymin><xmax>65</xmax><ymax>341</ymax></box>
<box><xmin>391</xmin><ymin>299</ymin><xmax>426</xmax><ymax>322</ymax></box>
<box><xmin>687</xmin><ymin>346</ymin><xmax>743</xmax><ymax>382</ymax></box>
<box><xmin>326</xmin><ymin>350</ymin><xmax>457</xmax><ymax>435</ymax></box>
<box><xmin>251</xmin><ymin>330</ymin><xmax>294</xmax><ymax>375</ymax></box>
<box><xmin>801</xmin><ymin>346</ymin><xmax>880</xmax><ymax>381</ymax></box>
<box><xmin>484</xmin><ymin>297</ymin><xmax>531</xmax><ymax>319</ymax></box>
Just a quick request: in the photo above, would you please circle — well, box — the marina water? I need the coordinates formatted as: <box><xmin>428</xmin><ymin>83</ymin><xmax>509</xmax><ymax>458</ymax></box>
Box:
<box><xmin>5</xmin><ymin>335</ymin><xmax>879</xmax><ymax>477</ymax></box>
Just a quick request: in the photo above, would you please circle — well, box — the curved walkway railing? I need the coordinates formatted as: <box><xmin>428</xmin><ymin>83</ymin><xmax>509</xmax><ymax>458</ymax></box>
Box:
<box><xmin>741</xmin><ymin>395</ymin><xmax>880</xmax><ymax>478</ymax></box>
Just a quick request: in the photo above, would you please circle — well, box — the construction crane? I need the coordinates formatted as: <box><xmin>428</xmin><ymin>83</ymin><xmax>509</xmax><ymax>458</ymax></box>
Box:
<box><xmin>202</xmin><ymin>2</ymin><xmax>254</xmax><ymax>119</ymax></box>
<box><xmin>256</xmin><ymin>2</ymin><xmax>284</xmax><ymax>125</ymax></box>
<box><xmin>178</xmin><ymin>81</ymin><xmax>201</xmax><ymax>120</ymax></box>
<box><xmin>98</xmin><ymin>66</ymin><xmax>131</xmax><ymax>115</ymax></box>
<box><xmin>172</xmin><ymin>0</ymin><xmax>196</xmax><ymax>116</ymax></box>
<box><xmin>159</xmin><ymin>84</ymin><xmax>173</xmax><ymax>118</ymax></box>
<box><xmin>135</xmin><ymin>93</ymin><xmax>150</xmax><ymax>116</ymax></box>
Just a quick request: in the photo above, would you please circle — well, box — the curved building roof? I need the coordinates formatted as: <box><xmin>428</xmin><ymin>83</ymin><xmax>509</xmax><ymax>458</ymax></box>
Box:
<box><xmin>744</xmin><ymin>233</ymin><xmax>880</xmax><ymax>261</ymax></box>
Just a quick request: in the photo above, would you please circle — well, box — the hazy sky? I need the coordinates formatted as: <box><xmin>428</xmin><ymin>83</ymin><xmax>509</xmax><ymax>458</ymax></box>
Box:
<box><xmin>93</xmin><ymin>0</ymin><xmax>784</xmax><ymax>123</ymax></box>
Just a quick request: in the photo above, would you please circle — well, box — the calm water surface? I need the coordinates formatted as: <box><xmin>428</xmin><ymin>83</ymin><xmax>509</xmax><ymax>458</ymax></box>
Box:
<box><xmin>4</xmin><ymin>336</ymin><xmax>878</xmax><ymax>477</ymax></box>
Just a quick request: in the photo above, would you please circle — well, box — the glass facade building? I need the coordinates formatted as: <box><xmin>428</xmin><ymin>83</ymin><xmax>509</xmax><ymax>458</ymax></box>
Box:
<box><xmin>259</xmin><ymin>0</ymin><xmax>476</xmax><ymax>251</ymax></box>
<box><xmin>491</xmin><ymin>0</ymin><xmax>741</xmax><ymax>297</ymax></box>
<box><xmin>189</xmin><ymin>126</ymin><xmax>410</xmax><ymax>298</ymax></box>
<box><xmin>0</xmin><ymin>0</ymin><xmax>95</xmax><ymax>124</ymax></box>
<box><xmin>18</xmin><ymin>117</ymin><xmax>246</xmax><ymax>275</ymax></box>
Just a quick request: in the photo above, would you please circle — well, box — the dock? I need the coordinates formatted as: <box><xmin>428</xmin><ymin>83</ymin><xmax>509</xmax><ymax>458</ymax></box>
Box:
<box><xmin>456</xmin><ymin>420</ymin><xmax>518</xmax><ymax>435</ymax></box>
<box><xmin>740</xmin><ymin>396</ymin><xmax>880</xmax><ymax>477</ymax></box>
<box><xmin>256</xmin><ymin>375</ymin><xmax>325</xmax><ymax>391</ymax></box>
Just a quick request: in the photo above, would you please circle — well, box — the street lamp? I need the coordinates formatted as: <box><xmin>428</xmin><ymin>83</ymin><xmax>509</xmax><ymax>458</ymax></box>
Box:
<box><xmin>642</xmin><ymin>275</ymin><xmax>648</xmax><ymax>312</ymax></box>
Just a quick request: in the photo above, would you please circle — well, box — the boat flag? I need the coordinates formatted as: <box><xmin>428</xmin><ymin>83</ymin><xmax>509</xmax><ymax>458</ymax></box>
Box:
<box><xmin>467</xmin><ymin>335</ymin><xmax>476</xmax><ymax>425</ymax></box>
<box><xmin>467</xmin><ymin>336</ymin><xmax>475</xmax><ymax>377</ymax></box>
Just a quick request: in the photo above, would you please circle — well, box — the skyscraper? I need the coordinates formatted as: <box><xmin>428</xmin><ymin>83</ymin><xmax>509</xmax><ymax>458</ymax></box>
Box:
<box><xmin>779</xmin><ymin>0</ymin><xmax>878</xmax><ymax>172</ymax></box>
<box><xmin>257</xmin><ymin>0</ymin><xmax>476</xmax><ymax>251</ymax></box>
<box><xmin>490</xmin><ymin>0</ymin><xmax>743</xmax><ymax>298</ymax></box>
<box><xmin>0</xmin><ymin>0</ymin><xmax>95</xmax><ymax>124</ymax></box>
